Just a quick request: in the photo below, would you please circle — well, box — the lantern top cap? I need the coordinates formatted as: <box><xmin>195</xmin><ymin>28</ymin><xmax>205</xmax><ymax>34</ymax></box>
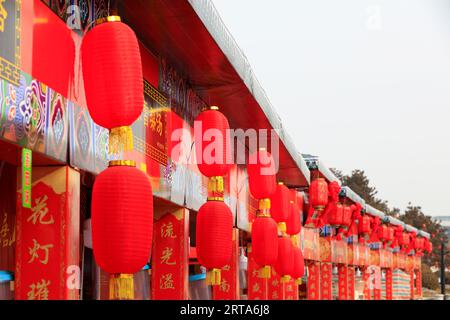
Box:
<box><xmin>210</xmin><ymin>106</ymin><xmax>220</xmax><ymax>111</ymax></box>
<box><xmin>95</xmin><ymin>15</ymin><xmax>121</xmax><ymax>26</ymax></box>
<box><xmin>259</xmin><ymin>147</ymin><xmax>267</xmax><ymax>151</ymax></box>
<box><xmin>108</xmin><ymin>160</ymin><xmax>136</xmax><ymax>167</ymax></box>
<box><xmin>278</xmin><ymin>181</ymin><xmax>284</xmax><ymax>185</ymax></box>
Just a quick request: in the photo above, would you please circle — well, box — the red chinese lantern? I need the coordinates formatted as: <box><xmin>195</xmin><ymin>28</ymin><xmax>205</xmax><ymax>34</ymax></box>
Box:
<box><xmin>369</xmin><ymin>216</ymin><xmax>381</xmax><ymax>243</ymax></box>
<box><xmin>400</xmin><ymin>232</ymin><xmax>410</xmax><ymax>247</ymax></box>
<box><xmin>194</xmin><ymin>107</ymin><xmax>232</xmax><ymax>178</ymax></box>
<box><xmin>359</xmin><ymin>215</ymin><xmax>371</xmax><ymax>239</ymax></box>
<box><xmin>309</xmin><ymin>178</ymin><xmax>329</xmax><ymax>211</ymax></box>
<box><xmin>81</xmin><ymin>16</ymin><xmax>143</xmax><ymax>153</ymax></box>
<box><xmin>346</xmin><ymin>202</ymin><xmax>362</xmax><ymax>237</ymax></box>
<box><xmin>341</xmin><ymin>204</ymin><xmax>353</xmax><ymax>227</ymax></box>
<box><xmin>296</xmin><ymin>192</ymin><xmax>304</xmax><ymax>213</ymax></box>
<box><xmin>378</xmin><ymin>225</ymin><xmax>389</xmax><ymax>241</ymax></box>
<box><xmin>286</xmin><ymin>190</ymin><xmax>302</xmax><ymax>236</ymax></box>
<box><xmin>91</xmin><ymin>161</ymin><xmax>153</xmax><ymax>299</ymax></box>
<box><xmin>414</xmin><ymin>237</ymin><xmax>424</xmax><ymax>251</ymax></box>
<box><xmin>251</xmin><ymin>216</ymin><xmax>279</xmax><ymax>278</ymax></box>
<box><xmin>292</xmin><ymin>246</ymin><xmax>305</xmax><ymax>285</ymax></box>
<box><xmin>247</xmin><ymin>149</ymin><xmax>277</xmax><ymax>199</ymax></box>
<box><xmin>274</xmin><ymin>237</ymin><xmax>294</xmax><ymax>283</ymax></box>
<box><xmin>196</xmin><ymin>200</ymin><xmax>233</xmax><ymax>285</ymax></box>
<box><xmin>329</xmin><ymin>203</ymin><xmax>344</xmax><ymax>226</ymax></box>
<box><xmin>387</xmin><ymin>226</ymin><xmax>395</xmax><ymax>242</ymax></box>
<box><xmin>269</xmin><ymin>183</ymin><xmax>289</xmax><ymax>232</ymax></box>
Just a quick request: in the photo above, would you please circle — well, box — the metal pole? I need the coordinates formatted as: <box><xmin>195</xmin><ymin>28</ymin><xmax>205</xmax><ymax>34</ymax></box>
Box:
<box><xmin>440</xmin><ymin>242</ymin><xmax>445</xmax><ymax>296</ymax></box>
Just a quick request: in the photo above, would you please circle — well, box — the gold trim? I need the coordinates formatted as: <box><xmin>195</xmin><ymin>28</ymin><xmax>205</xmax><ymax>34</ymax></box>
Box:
<box><xmin>210</xmin><ymin>106</ymin><xmax>219</xmax><ymax>111</ymax></box>
<box><xmin>108</xmin><ymin>160</ymin><xmax>136</xmax><ymax>167</ymax></box>
<box><xmin>207</xmin><ymin>197</ymin><xmax>225</xmax><ymax>202</ymax></box>
<box><xmin>95</xmin><ymin>15</ymin><xmax>121</xmax><ymax>26</ymax></box>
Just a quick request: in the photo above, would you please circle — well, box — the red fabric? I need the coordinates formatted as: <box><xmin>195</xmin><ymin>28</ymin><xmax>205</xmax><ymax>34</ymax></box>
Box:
<box><xmin>269</xmin><ymin>184</ymin><xmax>289</xmax><ymax>224</ymax></box>
<box><xmin>358</xmin><ymin>215</ymin><xmax>371</xmax><ymax>235</ymax></box>
<box><xmin>91</xmin><ymin>166</ymin><xmax>153</xmax><ymax>274</ymax></box>
<box><xmin>194</xmin><ymin>109</ymin><xmax>232</xmax><ymax>177</ymax></box>
<box><xmin>251</xmin><ymin>217</ymin><xmax>279</xmax><ymax>267</ymax></box>
<box><xmin>247</xmin><ymin>150</ymin><xmax>276</xmax><ymax>199</ymax></box>
<box><xmin>318</xmin><ymin>181</ymin><xmax>341</xmax><ymax>227</ymax></box>
<box><xmin>286</xmin><ymin>190</ymin><xmax>301</xmax><ymax>235</ymax></box>
<box><xmin>341</xmin><ymin>205</ymin><xmax>353</xmax><ymax>227</ymax></box>
<box><xmin>274</xmin><ymin>238</ymin><xmax>294</xmax><ymax>277</ymax></box>
<box><xmin>369</xmin><ymin>216</ymin><xmax>381</xmax><ymax>243</ymax></box>
<box><xmin>196</xmin><ymin>201</ymin><xmax>233</xmax><ymax>269</ymax></box>
<box><xmin>292</xmin><ymin>247</ymin><xmax>305</xmax><ymax>279</ymax></box>
<box><xmin>346</xmin><ymin>203</ymin><xmax>362</xmax><ymax>237</ymax></box>
<box><xmin>81</xmin><ymin>21</ymin><xmax>144</xmax><ymax>128</ymax></box>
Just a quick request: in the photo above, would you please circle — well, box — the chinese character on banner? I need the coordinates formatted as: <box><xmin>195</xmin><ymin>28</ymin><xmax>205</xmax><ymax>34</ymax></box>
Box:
<box><xmin>15</xmin><ymin>167</ymin><xmax>80</xmax><ymax>300</ymax></box>
<box><xmin>284</xmin><ymin>278</ymin><xmax>298</xmax><ymax>300</ymax></box>
<box><xmin>385</xmin><ymin>268</ymin><xmax>393</xmax><ymax>300</ymax></box>
<box><xmin>337</xmin><ymin>265</ymin><xmax>348</xmax><ymax>300</ymax></box>
<box><xmin>247</xmin><ymin>246</ymin><xmax>267</xmax><ymax>300</ymax></box>
<box><xmin>213</xmin><ymin>229</ymin><xmax>239</xmax><ymax>300</ymax></box>
<box><xmin>268</xmin><ymin>267</ymin><xmax>282</xmax><ymax>300</ymax></box>
<box><xmin>151</xmin><ymin>209</ymin><xmax>189</xmax><ymax>300</ymax></box>
<box><xmin>320</xmin><ymin>262</ymin><xmax>332</xmax><ymax>300</ymax></box>
<box><xmin>307</xmin><ymin>261</ymin><xmax>320</xmax><ymax>300</ymax></box>
<box><xmin>363</xmin><ymin>267</ymin><xmax>371</xmax><ymax>300</ymax></box>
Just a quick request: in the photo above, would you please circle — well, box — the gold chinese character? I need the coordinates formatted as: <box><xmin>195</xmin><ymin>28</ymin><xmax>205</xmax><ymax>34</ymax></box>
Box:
<box><xmin>27</xmin><ymin>279</ymin><xmax>51</xmax><ymax>300</ymax></box>
<box><xmin>160</xmin><ymin>247</ymin><xmax>176</xmax><ymax>265</ymax></box>
<box><xmin>0</xmin><ymin>211</ymin><xmax>10</xmax><ymax>247</ymax></box>
<box><xmin>0</xmin><ymin>0</ymin><xmax>7</xmax><ymax>33</ymax></box>
<box><xmin>222</xmin><ymin>265</ymin><xmax>230</xmax><ymax>272</ymax></box>
<box><xmin>220</xmin><ymin>279</ymin><xmax>230</xmax><ymax>293</ymax></box>
<box><xmin>28</xmin><ymin>239</ymin><xmax>54</xmax><ymax>265</ymax></box>
<box><xmin>28</xmin><ymin>195</ymin><xmax>54</xmax><ymax>225</ymax></box>
<box><xmin>252</xmin><ymin>269</ymin><xmax>259</xmax><ymax>278</ymax></box>
<box><xmin>161</xmin><ymin>222</ymin><xmax>176</xmax><ymax>238</ymax></box>
<box><xmin>160</xmin><ymin>273</ymin><xmax>175</xmax><ymax>290</ymax></box>
<box><xmin>150</xmin><ymin>112</ymin><xmax>163</xmax><ymax>136</ymax></box>
<box><xmin>272</xmin><ymin>279</ymin><xmax>279</xmax><ymax>287</ymax></box>
<box><xmin>272</xmin><ymin>291</ymin><xmax>278</xmax><ymax>299</ymax></box>
<box><xmin>252</xmin><ymin>283</ymin><xmax>260</xmax><ymax>293</ymax></box>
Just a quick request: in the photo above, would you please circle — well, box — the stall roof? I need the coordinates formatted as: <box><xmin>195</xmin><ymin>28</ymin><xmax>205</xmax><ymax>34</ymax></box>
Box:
<box><xmin>119</xmin><ymin>0</ymin><xmax>310</xmax><ymax>187</ymax></box>
<box><xmin>302</xmin><ymin>154</ymin><xmax>341</xmax><ymax>185</ymax></box>
<box><xmin>365</xmin><ymin>204</ymin><xmax>386</xmax><ymax>220</ymax></box>
<box><xmin>419</xmin><ymin>230</ymin><xmax>431</xmax><ymax>239</ymax></box>
<box><xmin>339</xmin><ymin>186</ymin><xmax>365</xmax><ymax>207</ymax></box>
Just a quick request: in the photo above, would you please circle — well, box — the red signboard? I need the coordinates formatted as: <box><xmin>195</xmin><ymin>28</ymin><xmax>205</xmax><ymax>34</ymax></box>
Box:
<box><xmin>319</xmin><ymin>237</ymin><xmax>332</xmax><ymax>263</ymax></box>
<box><xmin>302</xmin><ymin>228</ymin><xmax>320</xmax><ymax>261</ymax></box>
<box><xmin>247</xmin><ymin>246</ymin><xmax>267</xmax><ymax>300</ymax></box>
<box><xmin>363</xmin><ymin>267</ymin><xmax>371</xmax><ymax>300</ymax></box>
<box><xmin>151</xmin><ymin>209</ymin><xmax>189</xmax><ymax>300</ymax></box>
<box><xmin>213</xmin><ymin>229</ymin><xmax>239</xmax><ymax>300</ymax></box>
<box><xmin>347</xmin><ymin>266</ymin><xmax>355</xmax><ymax>300</ymax></box>
<box><xmin>320</xmin><ymin>263</ymin><xmax>332</xmax><ymax>300</ymax></box>
<box><xmin>410</xmin><ymin>270</ymin><xmax>415</xmax><ymax>300</ymax></box>
<box><xmin>415</xmin><ymin>269</ymin><xmax>422</xmax><ymax>298</ymax></box>
<box><xmin>332</xmin><ymin>239</ymin><xmax>348</xmax><ymax>265</ymax></box>
<box><xmin>0</xmin><ymin>162</ymin><xmax>16</xmax><ymax>271</ymax></box>
<box><xmin>284</xmin><ymin>279</ymin><xmax>298</xmax><ymax>300</ymax></box>
<box><xmin>385</xmin><ymin>268</ymin><xmax>393</xmax><ymax>300</ymax></box>
<box><xmin>268</xmin><ymin>267</ymin><xmax>282</xmax><ymax>300</ymax></box>
<box><xmin>307</xmin><ymin>261</ymin><xmax>320</xmax><ymax>300</ymax></box>
<box><xmin>15</xmin><ymin>166</ymin><xmax>80</xmax><ymax>300</ymax></box>
<box><xmin>337</xmin><ymin>265</ymin><xmax>348</xmax><ymax>300</ymax></box>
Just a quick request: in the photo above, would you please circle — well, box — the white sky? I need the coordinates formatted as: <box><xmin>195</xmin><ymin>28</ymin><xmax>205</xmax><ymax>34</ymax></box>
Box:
<box><xmin>211</xmin><ymin>0</ymin><xmax>450</xmax><ymax>216</ymax></box>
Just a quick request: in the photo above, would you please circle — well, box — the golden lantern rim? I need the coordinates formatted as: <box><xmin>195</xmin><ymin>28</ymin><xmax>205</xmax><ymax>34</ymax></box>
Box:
<box><xmin>108</xmin><ymin>160</ymin><xmax>136</xmax><ymax>167</ymax></box>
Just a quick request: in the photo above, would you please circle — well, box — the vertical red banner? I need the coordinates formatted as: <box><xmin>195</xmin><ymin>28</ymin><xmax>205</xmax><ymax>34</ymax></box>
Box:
<box><xmin>373</xmin><ymin>266</ymin><xmax>381</xmax><ymax>300</ymax></box>
<box><xmin>284</xmin><ymin>279</ymin><xmax>298</xmax><ymax>300</ymax></box>
<box><xmin>363</xmin><ymin>267</ymin><xmax>371</xmax><ymax>300</ymax></box>
<box><xmin>0</xmin><ymin>162</ymin><xmax>16</xmax><ymax>271</ymax></box>
<box><xmin>247</xmin><ymin>246</ymin><xmax>267</xmax><ymax>300</ymax></box>
<box><xmin>347</xmin><ymin>266</ymin><xmax>355</xmax><ymax>300</ymax></box>
<box><xmin>337</xmin><ymin>265</ymin><xmax>348</xmax><ymax>300</ymax></box>
<box><xmin>268</xmin><ymin>267</ymin><xmax>283</xmax><ymax>300</ymax></box>
<box><xmin>415</xmin><ymin>269</ymin><xmax>422</xmax><ymax>298</ymax></box>
<box><xmin>213</xmin><ymin>229</ymin><xmax>239</xmax><ymax>300</ymax></box>
<box><xmin>410</xmin><ymin>270</ymin><xmax>415</xmax><ymax>300</ymax></box>
<box><xmin>307</xmin><ymin>261</ymin><xmax>320</xmax><ymax>300</ymax></box>
<box><xmin>385</xmin><ymin>268</ymin><xmax>393</xmax><ymax>300</ymax></box>
<box><xmin>320</xmin><ymin>263</ymin><xmax>332</xmax><ymax>300</ymax></box>
<box><xmin>15</xmin><ymin>166</ymin><xmax>80</xmax><ymax>300</ymax></box>
<box><xmin>151</xmin><ymin>209</ymin><xmax>189</xmax><ymax>300</ymax></box>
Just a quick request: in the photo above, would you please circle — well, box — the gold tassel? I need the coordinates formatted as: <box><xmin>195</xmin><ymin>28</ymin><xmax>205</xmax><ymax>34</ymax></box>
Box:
<box><xmin>280</xmin><ymin>275</ymin><xmax>291</xmax><ymax>283</ymax></box>
<box><xmin>291</xmin><ymin>235</ymin><xmax>299</xmax><ymax>247</ymax></box>
<box><xmin>109</xmin><ymin>126</ymin><xmax>134</xmax><ymax>155</ymax></box>
<box><xmin>259</xmin><ymin>198</ymin><xmax>271</xmax><ymax>211</ymax></box>
<box><xmin>109</xmin><ymin>274</ymin><xmax>134</xmax><ymax>300</ymax></box>
<box><xmin>278</xmin><ymin>222</ymin><xmax>287</xmax><ymax>235</ymax></box>
<box><xmin>295</xmin><ymin>278</ymin><xmax>302</xmax><ymax>285</ymax></box>
<box><xmin>259</xmin><ymin>266</ymin><xmax>271</xmax><ymax>279</ymax></box>
<box><xmin>206</xmin><ymin>269</ymin><xmax>222</xmax><ymax>286</ymax></box>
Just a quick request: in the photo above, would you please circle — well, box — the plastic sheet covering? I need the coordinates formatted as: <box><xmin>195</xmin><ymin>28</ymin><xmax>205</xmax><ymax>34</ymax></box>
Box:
<box><xmin>340</xmin><ymin>186</ymin><xmax>365</xmax><ymax>207</ymax></box>
<box><xmin>187</xmin><ymin>0</ymin><xmax>310</xmax><ymax>185</ymax></box>
<box><xmin>405</xmin><ymin>224</ymin><xmax>418</xmax><ymax>234</ymax></box>
<box><xmin>418</xmin><ymin>230</ymin><xmax>430</xmax><ymax>239</ymax></box>
<box><xmin>302</xmin><ymin>154</ymin><xmax>341</xmax><ymax>185</ymax></box>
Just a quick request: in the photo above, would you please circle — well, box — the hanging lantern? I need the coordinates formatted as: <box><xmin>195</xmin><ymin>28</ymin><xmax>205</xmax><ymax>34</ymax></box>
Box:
<box><xmin>358</xmin><ymin>215</ymin><xmax>371</xmax><ymax>239</ymax></box>
<box><xmin>91</xmin><ymin>161</ymin><xmax>153</xmax><ymax>300</ymax></box>
<box><xmin>369</xmin><ymin>216</ymin><xmax>381</xmax><ymax>243</ymax></box>
<box><xmin>274</xmin><ymin>237</ymin><xmax>294</xmax><ymax>283</ymax></box>
<box><xmin>309</xmin><ymin>178</ymin><xmax>328</xmax><ymax>211</ymax></box>
<box><xmin>269</xmin><ymin>182</ymin><xmax>289</xmax><ymax>232</ymax></box>
<box><xmin>346</xmin><ymin>202</ymin><xmax>362</xmax><ymax>238</ymax></box>
<box><xmin>292</xmin><ymin>246</ymin><xmax>305</xmax><ymax>285</ymax></box>
<box><xmin>196</xmin><ymin>200</ymin><xmax>233</xmax><ymax>286</ymax></box>
<box><xmin>194</xmin><ymin>107</ymin><xmax>232</xmax><ymax>178</ymax></box>
<box><xmin>399</xmin><ymin>232</ymin><xmax>410</xmax><ymax>247</ymax></box>
<box><xmin>286</xmin><ymin>190</ymin><xmax>302</xmax><ymax>236</ymax></box>
<box><xmin>296</xmin><ymin>192</ymin><xmax>304</xmax><ymax>213</ymax></box>
<box><xmin>378</xmin><ymin>225</ymin><xmax>389</xmax><ymax>242</ymax></box>
<box><xmin>328</xmin><ymin>203</ymin><xmax>344</xmax><ymax>226</ymax></box>
<box><xmin>341</xmin><ymin>204</ymin><xmax>353</xmax><ymax>228</ymax></box>
<box><xmin>251</xmin><ymin>216</ymin><xmax>279</xmax><ymax>278</ymax></box>
<box><xmin>387</xmin><ymin>226</ymin><xmax>395</xmax><ymax>242</ymax></box>
<box><xmin>414</xmin><ymin>237</ymin><xmax>424</xmax><ymax>251</ymax></box>
<box><xmin>81</xmin><ymin>16</ymin><xmax>143</xmax><ymax>154</ymax></box>
<box><xmin>248</xmin><ymin>149</ymin><xmax>277</xmax><ymax>200</ymax></box>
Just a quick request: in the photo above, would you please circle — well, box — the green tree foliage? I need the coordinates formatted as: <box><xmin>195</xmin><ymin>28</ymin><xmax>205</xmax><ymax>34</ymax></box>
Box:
<box><xmin>421</xmin><ymin>263</ymin><xmax>439</xmax><ymax>290</ymax></box>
